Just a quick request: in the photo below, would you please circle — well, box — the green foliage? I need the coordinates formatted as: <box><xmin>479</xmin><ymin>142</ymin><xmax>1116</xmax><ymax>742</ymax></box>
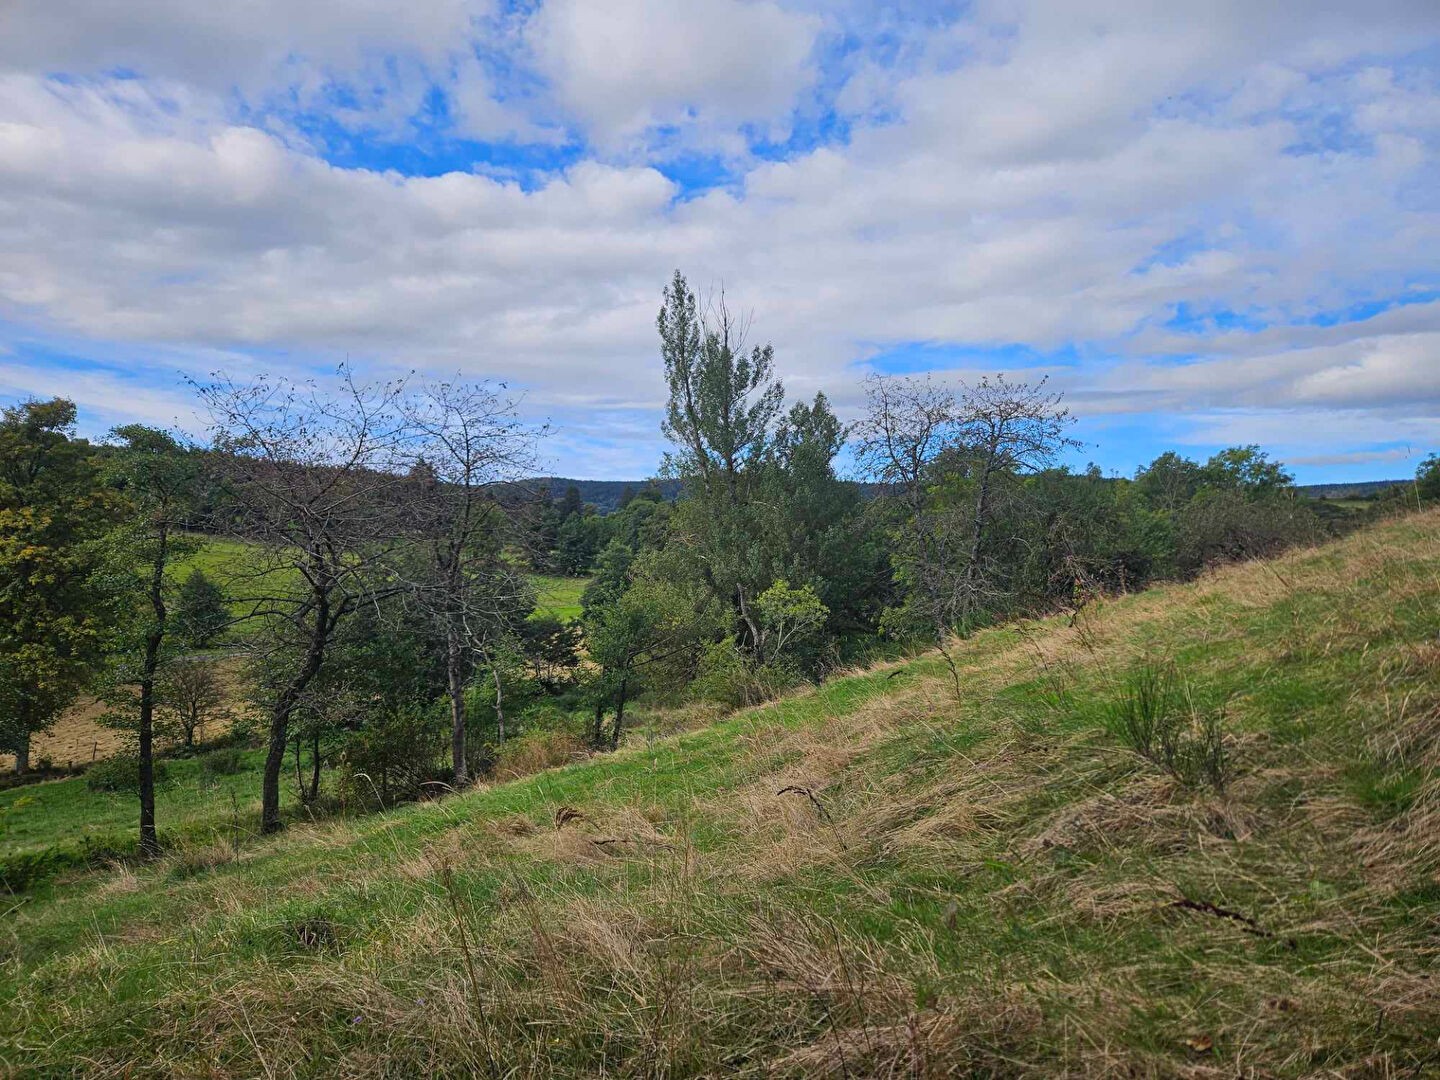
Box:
<box><xmin>1415</xmin><ymin>453</ymin><xmax>1440</xmax><ymax>504</ymax></box>
<box><xmin>687</xmin><ymin>637</ymin><xmax>804</xmax><ymax>708</ymax></box>
<box><xmin>0</xmin><ymin>399</ymin><xmax>124</xmax><ymax>769</ymax></box>
<box><xmin>175</xmin><ymin>569</ymin><xmax>228</xmax><ymax>647</ymax></box>
<box><xmin>85</xmin><ymin>755</ymin><xmax>171</xmax><ymax>794</ymax></box>
<box><xmin>198</xmin><ymin>747</ymin><xmax>245</xmax><ymax>779</ymax></box>
<box><xmin>753</xmin><ymin>579</ymin><xmax>828</xmax><ymax>665</ymax></box>
<box><xmin>336</xmin><ymin>708</ymin><xmax>447</xmax><ymax>809</ymax></box>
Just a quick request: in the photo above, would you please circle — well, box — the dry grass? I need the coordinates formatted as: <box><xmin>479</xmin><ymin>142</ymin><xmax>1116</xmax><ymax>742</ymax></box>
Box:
<box><xmin>0</xmin><ymin>654</ymin><xmax>250</xmax><ymax>772</ymax></box>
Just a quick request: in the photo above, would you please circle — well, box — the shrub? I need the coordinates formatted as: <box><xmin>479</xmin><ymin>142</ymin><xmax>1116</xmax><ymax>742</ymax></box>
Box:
<box><xmin>176</xmin><ymin>568</ymin><xmax>229</xmax><ymax>647</ymax></box>
<box><xmin>336</xmin><ymin>708</ymin><xmax>447</xmax><ymax>809</ymax></box>
<box><xmin>1104</xmin><ymin>663</ymin><xmax>1231</xmax><ymax>791</ymax></box>
<box><xmin>85</xmin><ymin>755</ymin><xmax>170</xmax><ymax>794</ymax></box>
<box><xmin>688</xmin><ymin>638</ymin><xmax>805</xmax><ymax>708</ymax></box>
<box><xmin>198</xmin><ymin>746</ymin><xmax>245</xmax><ymax>779</ymax></box>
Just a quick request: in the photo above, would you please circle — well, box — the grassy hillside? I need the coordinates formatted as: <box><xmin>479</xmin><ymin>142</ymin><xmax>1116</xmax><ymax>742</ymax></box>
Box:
<box><xmin>2</xmin><ymin>512</ymin><xmax>1437</xmax><ymax>1076</ymax></box>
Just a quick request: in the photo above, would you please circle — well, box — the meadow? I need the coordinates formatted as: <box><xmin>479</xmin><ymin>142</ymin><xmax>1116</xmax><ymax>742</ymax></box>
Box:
<box><xmin>2</xmin><ymin>510</ymin><xmax>1436</xmax><ymax>1076</ymax></box>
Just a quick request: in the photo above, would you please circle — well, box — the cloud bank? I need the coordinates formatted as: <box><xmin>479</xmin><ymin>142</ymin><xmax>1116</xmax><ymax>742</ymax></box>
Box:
<box><xmin>0</xmin><ymin>0</ymin><xmax>1437</xmax><ymax>479</ymax></box>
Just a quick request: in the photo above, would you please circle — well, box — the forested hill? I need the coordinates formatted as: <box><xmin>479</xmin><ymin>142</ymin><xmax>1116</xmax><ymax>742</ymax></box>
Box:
<box><xmin>1295</xmin><ymin>479</ymin><xmax>1409</xmax><ymax>499</ymax></box>
<box><xmin>540</xmin><ymin>476</ymin><xmax>1403</xmax><ymax>514</ymax></box>
<box><xmin>527</xmin><ymin>476</ymin><xmax>682</xmax><ymax>512</ymax></box>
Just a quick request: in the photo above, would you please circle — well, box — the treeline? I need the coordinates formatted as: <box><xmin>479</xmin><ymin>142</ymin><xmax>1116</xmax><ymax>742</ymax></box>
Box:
<box><xmin>3</xmin><ymin>270</ymin><xmax>1437</xmax><ymax>858</ymax></box>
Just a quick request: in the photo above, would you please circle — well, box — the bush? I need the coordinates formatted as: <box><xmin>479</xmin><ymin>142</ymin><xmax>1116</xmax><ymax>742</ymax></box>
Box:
<box><xmin>1176</xmin><ymin>490</ymin><xmax>1323</xmax><ymax>574</ymax></box>
<box><xmin>1104</xmin><ymin>663</ymin><xmax>1231</xmax><ymax>791</ymax></box>
<box><xmin>336</xmin><ymin>708</ymin><xmax>447</xmax><ymax>809</ymax></box>
<box><xmin>198</xmin><ymin>746</ymin><xmax>245</xmax><ymax>779</ymax></box>
<box><xmin>176</xmin><ymin>568</ymin><xmax>229</xmax><ymax>648</ymax></box>
<box><xmin>85</xmin><ymin>755</ymin><xmax>170</xmax><ymax>794</ymax></box>
<box><xmin>685</xmin><ymin>638</ymin><xmax>805</xmax><ymax>708</ymax></box>
<box><xmin>0</xmin><ymin>832</ymin><xmax>132</xmax><ymax>892</ymax></box>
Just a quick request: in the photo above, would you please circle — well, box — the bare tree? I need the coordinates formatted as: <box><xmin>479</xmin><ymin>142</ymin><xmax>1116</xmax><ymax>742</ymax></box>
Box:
<box><xmin>954</xmin><ymin>375</ymin><xmax>1080</xmax><ymax>621</ymax></box>
<box><xmin>195</xmin><ymin>368</ymin><xmax>409</xmax><ymax>833</ymax></box>
<box><xmin>854</xmin><ymin>373</ymin><xmax>957</xmax><ymax>516</ymax></box>
<box><xmin>398</xmin><ymin>379</ymin><xmax>541</xmax><ymax>784</ymax></box>
<box><xmin>155</xmin><ymin>656</ymin><xmax>232</xmax><ymax>749</ymax></box>
<box><xmin>857</xmin><ymin>372</ymin><xmax>1077</xmax><ymax>698</ymax></box>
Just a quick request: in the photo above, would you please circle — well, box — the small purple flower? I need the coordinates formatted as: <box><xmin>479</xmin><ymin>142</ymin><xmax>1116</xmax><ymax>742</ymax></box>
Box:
<box><xmin>349</xmin><ymin>1015</ymin><xmax>363</xmax><ymax>1025</ymax></box>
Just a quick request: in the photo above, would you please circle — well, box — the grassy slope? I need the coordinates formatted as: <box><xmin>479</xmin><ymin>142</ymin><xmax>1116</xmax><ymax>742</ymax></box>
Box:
<box><xmin>1</xmin><ymin>750</ymin><xmax>268</xmax><ymax>860</ymax></box>
<box><xmin>2</xmin><ymin>513</ymin><xmax>1438</xmax><ymax>1077</ymax></box>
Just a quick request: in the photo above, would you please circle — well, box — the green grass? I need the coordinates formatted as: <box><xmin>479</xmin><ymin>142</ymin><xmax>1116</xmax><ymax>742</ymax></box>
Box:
<box><xmin>181</xmin><ymin>534</ymin><xmax>590</xmax><ymax>624</ymax></box>
<box><xmin>2</xmin><ymin>513</ymin><xmax>1437</xmax><ymax>1076</ymax></box>
<box><xmin>1</xmin><ymin>750</ymin><xmax>267</xmax><ymax>857</ymax></box>
<box><xmin>529</xmin><ymin>573</ymin><xmax>590</xmax><ymax>623</ymax></box>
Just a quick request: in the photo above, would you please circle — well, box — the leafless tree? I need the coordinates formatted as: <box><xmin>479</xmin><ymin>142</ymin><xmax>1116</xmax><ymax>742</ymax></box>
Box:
<box><xmin>155</xmin><ymin>655</ymin><xmax>232</xmax><ymax>748</ymax></box>
<box><xmin>857</xmin><ymin>372</ymin><xmax>1077</xmax><ymax>698</ymax></box>
<box><xmin>954</xmin><ymin>375</ymin><xmax>1080</xmax><ymax>620</ymax></box>
<box><xmin>195</xmin><ymin>367</ymin><xmax>410</xmax><ymax>833</ymax></box>
<box><xmin>398</xmin><ymin>378</ymin><xmax>542</xmax><ymax>783</ymax></box>
<box><xmin>854</xmin><ymin>373</ymin><xmax>957</xmax><ymax>516</ymax></box>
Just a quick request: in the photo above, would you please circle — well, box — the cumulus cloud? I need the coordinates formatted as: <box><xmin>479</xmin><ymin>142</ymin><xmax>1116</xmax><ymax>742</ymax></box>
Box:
<box><xmin>0</xmin><ymin>0</ymin><xmax>1437</xmax><ymax>477</ymax></box>
<box><xmin>527</xmin><ymin>0</ymin><xmax>822</xmax><ymax>150</ymax></box>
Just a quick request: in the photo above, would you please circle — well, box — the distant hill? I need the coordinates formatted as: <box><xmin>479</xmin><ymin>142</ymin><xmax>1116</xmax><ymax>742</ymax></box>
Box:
<box><xmin>543</xmin><ymin>476</ymin><xmax>1406</xmax><ymax>512</ymax></box>
<box><xmin>530</xmin><ymin>477</ymin><xmax>683</xmax><ymax>513</ymax></box>
<box><xmin>1296</xmin><ymin>480</ymin><xmax>1406</xmax><ymax>500</ymax></box>
<box><xmin>533</xmin><ymin>477</ymin><xmax>883</xmax><ymax>512</ymax></box>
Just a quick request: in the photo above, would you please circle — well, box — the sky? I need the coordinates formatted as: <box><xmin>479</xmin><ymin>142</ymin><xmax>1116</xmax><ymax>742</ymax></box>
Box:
<box><xmin>1</xmin><ymin>1</ymin><xmax>1437</xmax><ymax>483</ymax></box>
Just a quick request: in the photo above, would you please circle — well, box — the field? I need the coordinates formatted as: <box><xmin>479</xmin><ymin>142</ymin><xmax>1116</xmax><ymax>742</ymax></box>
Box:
<box><xmin>2</xmin><ymin>512</ymin><xmax>1438</xmax><ymax>1075</ymax></box>
<box><xmin>1</xmin><ymin>749</ymin><xmax>267</xmax><ymax>866</ymax></box>
<box><xmin>528</xmin><ymin>573</ymin><xmax>590</xmax><ymax>623</ymax></box>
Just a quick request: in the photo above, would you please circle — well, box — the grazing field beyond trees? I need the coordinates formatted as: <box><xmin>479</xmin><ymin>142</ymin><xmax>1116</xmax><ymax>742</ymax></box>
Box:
<box><xmin>2</xmin><ymin>510</ymin><xmax>1438</xmax><ymax>1076</ymax></box>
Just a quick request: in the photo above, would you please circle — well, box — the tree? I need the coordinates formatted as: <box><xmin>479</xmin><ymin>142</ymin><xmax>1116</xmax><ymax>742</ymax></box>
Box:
<box><xmin>155</xmin><ymin>656</ymin><xmax>232</xmax><ymax>748</ymax></box>
<box><xmin>952</xmin><ymin>375</ymin><xmax>1080</xmax><ymax>622</ymax></box>
<box><xmin>585</xmin><ymin>576</ymin><xmax>720</xmax><ymax>750</ymax></box>
<box><xmin>1200</xmin><ymin>445</ymin><xmax>1293</xmax><ymax>495</ymax></box>
<box><xmin>1134</xmin><ymin>451</ymin><xmax>1205</xmax><ymax>512</ymax></box>
<box><xmin>97</xmin><ymin>425</ymin><xmax>201</xmax><ymax>855</ymax></box>
<box><xmin>657</xmin><ymin>270</ymin><xmax>785</xmax><ymax>654</ymax></box>
<box><xmin>0</xmin><ymin>400</ymin><xmax>120</xmax><ymax>773</ymax></box>
<box><xmin>1416</xmin><ymin>453</ymin><xmax>1440</xmax><ymax>504</ymax></box>
<box><xmin>857</xmin><ymin>373</ymin><xmax>1077</xmax><ymax>697</ymax></box>
<box><xmin>752</xmin><ymin>580</ymin><xmax>828</xmax><ymax>666</ymax></box>
<box><xmin>399</xmin><ymin>378</ymin><xmax>541</xmax><ymax>784</ymax></box>
<box><xmin>196</xmin><ymin>368</ymin><xmax>410</xmax><ymax>833</ymax></box>
<box><xmin>176</xmin><ymin>568</ymin><xmax>228</xmax><ymax>648</ymax></box>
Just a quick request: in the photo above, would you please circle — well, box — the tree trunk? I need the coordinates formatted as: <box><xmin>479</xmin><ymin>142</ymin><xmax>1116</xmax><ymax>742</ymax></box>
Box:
<box><xmin>590</xmin><ymin>696</ymin><xmax>607</xmax><ymax>748</ymax></box>
<box><xmin>608</xmin><ymin>675</ymin><xmax>629</xmax><ymax>751</ymax></box>
<box><xmin>294</xmin><ymin>734</ymin><xmax>305</xmax><ymax>802</ymax></box>
<box><xmin>736</xmin><ymin>584</ymin><xmax>762</xmax><ymax>658</ymax></box>
<box><xmin>308</xmin><ymin>729</ymin><xmax>321</xmax><ymax>803</ymax></box>
<box><xmin>447</xmin><ymin>625</ymin><xmax>468</xmax><ymax>784</ymax></box>
<box><xmin>962</xmin><ymin>456</ymin><xmax>997</xmax><ymax>625</ymax></box>
<box><xmin>261</xmin><ymin>591</ymin><xmax>330</xmax><ymax>834</ymax></box>
<box><xmin>137</xmin><ymin>528</ymin><xmax>168</xmax><ymax>859</ymax></box>
<box><xmin>13</xmin><ymin>729</ymin><xmax>29</xmax><ymax>775</ymax></box>
<box><xmin>492</xmin><ymin>657</ymin><xmax>506</xmax><ymax>745</ymax></box>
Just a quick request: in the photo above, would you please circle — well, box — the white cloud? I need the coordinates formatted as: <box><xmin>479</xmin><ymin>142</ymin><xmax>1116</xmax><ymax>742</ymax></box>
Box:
<box><xmin>524</xmin><ymin>0</ymin><xmax>822</xmax><ymax>150</ymax></box>
<box><xmin>0</xmin><ymin>0</ymin><xmax>1437</xmax><ymax>474</ymax></box>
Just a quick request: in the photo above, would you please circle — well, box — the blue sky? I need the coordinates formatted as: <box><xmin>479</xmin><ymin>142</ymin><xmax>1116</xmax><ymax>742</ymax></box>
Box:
<box><xmin>1</xmin><ymin>0</ymin><xmax>1437</xmax><ymax>482</ymax></box>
